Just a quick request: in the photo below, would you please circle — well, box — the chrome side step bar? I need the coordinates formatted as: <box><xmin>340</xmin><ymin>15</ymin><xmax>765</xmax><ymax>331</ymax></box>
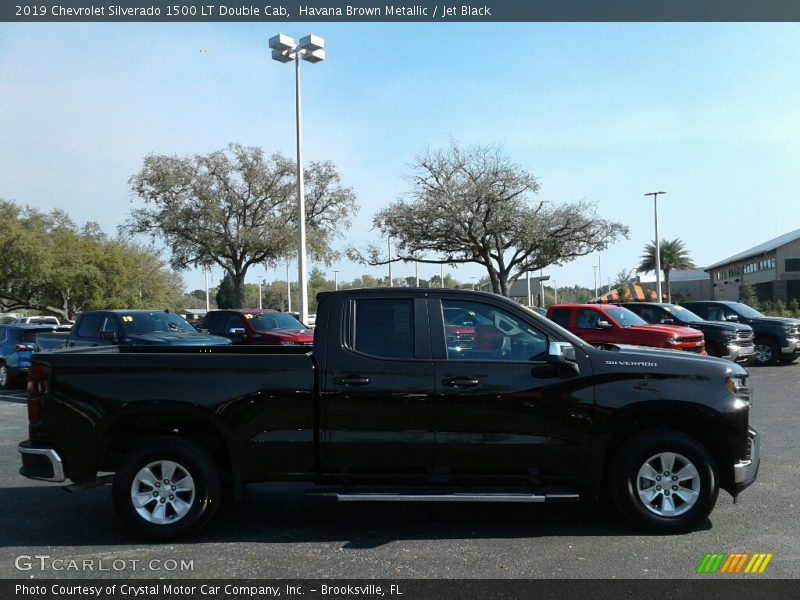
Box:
<box><xmin>326</xmin><ymin>492</ymin><xmax>578</xmax><ymax>503</ymax></box>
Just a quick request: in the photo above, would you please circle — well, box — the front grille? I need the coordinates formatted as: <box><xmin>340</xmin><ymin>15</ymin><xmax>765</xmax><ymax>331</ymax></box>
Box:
<box><xmin>732</xmin><ymin>331</ymin><xmax>754</xmax><ymax>345</ymax></box>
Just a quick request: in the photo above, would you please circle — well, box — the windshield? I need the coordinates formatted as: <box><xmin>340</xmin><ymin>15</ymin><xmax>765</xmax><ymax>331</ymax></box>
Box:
<box><xmin>606</xmin><ymin>307</ymin><xmax>648</xmax><ymax>327</ymax></box>
<box><xmin>119</xmin><ymin>312</ymin><xmax>198</xmax><ymax>334</ymax></box>
<box><xmin>731</xmin><ymin>303</ymin><xmax>765</xmax><ymax>319</ymax></box>
<box><xmin>443</xmin><ymin>307</ymin><xmax>493</xmax><ymax>326</ymax></box>
<box><xmin>248</xmin><ymin>313</ymin><xmax>307</xmax><ymax>332</ymax></box>
<box><xmin>664</xmin><ymin>305</ymin><xmax>703</xmax><ymax>323</ymax></box>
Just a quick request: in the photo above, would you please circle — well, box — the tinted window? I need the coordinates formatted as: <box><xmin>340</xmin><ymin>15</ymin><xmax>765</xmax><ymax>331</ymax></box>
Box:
<box><xmin>442</xmin><ymin>299</ymin><xmax>548</xmax><ymax>362</ymax></box>
<box><xmin>353</xmin><ymin>298</ymin><xmax>414</xmax><ymax>359</ymax></box>
<box><xmin>205</xmin><ymin>313</ymin><xmax>227</xmax><ymax>335</ymax></box>
<box><xmin>549</xmin><ymin>308</ymin><xmax>571</xmax><ymax>328</ymax></box>
<box><xmin>118</xmin><ymin>312</ymin><xmax>197</xmax><ymax>334</ymax></box>
<box><xmin>575</xmin><ymin>309</ymin><xmax>602</xmax><ymax>329</ymax></box>
<box><xmin>249</xmin><ymin>313</ymin><xmax>306</xmax><ymax>331</ymax></box>
<box><xmin>77</xmin><ymin>314</ymin><xmax>103</xmax><ymax>338</ymax></box>
<box><xmin>604</xmin><ymin>307</ymin><xmax>648</xmax><ymax>327</ymax></box>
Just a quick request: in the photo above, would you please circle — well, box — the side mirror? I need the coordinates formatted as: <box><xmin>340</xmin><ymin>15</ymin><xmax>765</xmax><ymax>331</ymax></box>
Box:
<box><xmin>98</xmin><ymin>331</ymin><xmax>118</xmax><ymax>342</ymax></box>
<box><xmin>596</xmin><ymin>320</ymin><xmax>613</xmax><ymax>329</ymax></box>
<box><xmin>726</xmin><ymin>314</ymin><xmax>739</xmax><ymax>322</ymax></box>
<box><xmin>545</xmin><ymin>341</ymin><xmax>579</xmax><ymax>378</ymax></box>
<box><xmin>661</xmin><ymin>318</ymin><xmax>675</xmax><ymax>325</ymax></box>
<box><xmin>228</xmin><ymin>328</ymin><xmax>246</xmax><ymax>336</ymax></box>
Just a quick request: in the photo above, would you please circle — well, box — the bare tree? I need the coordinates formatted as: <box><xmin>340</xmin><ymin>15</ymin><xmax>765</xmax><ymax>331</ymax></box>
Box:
<box><xmin>351</xmin><ymin>141</ymin><xmax>628</xmax><ymax>296</ymax></box>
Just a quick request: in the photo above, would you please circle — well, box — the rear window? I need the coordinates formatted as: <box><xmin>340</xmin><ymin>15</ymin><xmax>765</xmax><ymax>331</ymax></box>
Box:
<box><xmin>549</xmin><ymin>308</ymin><xmax>571</xmax><ymax>328</ymax></box>
<box><xmin>77</xmin><ymin>314</ymin><xmax>103</xmax><ymax>338</ymax></box>
<box><xmin>353</xmin><ymin>298</ymin><xmax>414</xmax><ymax>359</ymax></box>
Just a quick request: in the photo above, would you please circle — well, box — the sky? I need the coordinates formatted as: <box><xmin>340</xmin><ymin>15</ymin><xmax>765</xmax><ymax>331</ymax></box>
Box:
<box><xmin>1</xmin><ymin>22</ymin><xmax>800</xmax><ymax>295</ymax></box>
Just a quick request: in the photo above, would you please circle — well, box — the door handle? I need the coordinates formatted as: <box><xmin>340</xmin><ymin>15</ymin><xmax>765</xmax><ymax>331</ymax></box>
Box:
<box><xmin>333</xmin><ymin>376</ymin><xmax>370</xmax><ymax>386</ymax></box>
<box><xmin>442</xmin><ymin>377</ymin><xmax>480</xmax><ymax>388</ymax></box>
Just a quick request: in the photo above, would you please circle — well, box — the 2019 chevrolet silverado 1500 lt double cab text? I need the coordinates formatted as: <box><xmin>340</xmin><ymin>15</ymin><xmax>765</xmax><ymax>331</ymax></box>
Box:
<box><xmin>19</xmin><ymin>289</ymin><xmax>759</xmax><ymax>540</ymax></box>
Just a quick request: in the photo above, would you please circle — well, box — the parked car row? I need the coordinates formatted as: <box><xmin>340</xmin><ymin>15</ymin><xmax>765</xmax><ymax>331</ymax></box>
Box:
<box><xmin>537</xmin><ymin>299</ymin><xmax>799</xmax><ymax>367</ymax></box>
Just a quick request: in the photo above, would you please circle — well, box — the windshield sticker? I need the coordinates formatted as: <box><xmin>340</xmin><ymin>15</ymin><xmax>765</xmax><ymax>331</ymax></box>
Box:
<box><xmin>121</xmin><ymin>316</ymin><xmax>134</xmax><ymax>322</ymax></box>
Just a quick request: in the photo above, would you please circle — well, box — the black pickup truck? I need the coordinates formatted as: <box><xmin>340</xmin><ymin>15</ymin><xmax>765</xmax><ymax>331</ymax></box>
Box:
<box><xmin>19</xmin><ymin>289</ymin><xmax>759</xmax><ymax>540</ymax></box>
<box><xmin>682</xmin><ymin>300</ymin><xmax>800</xmax><ymax>366</ymax></box>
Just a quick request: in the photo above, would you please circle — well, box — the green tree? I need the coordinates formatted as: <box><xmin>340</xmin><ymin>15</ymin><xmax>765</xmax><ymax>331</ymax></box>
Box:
<box><xmin>352</xmin><ymin>141</ymin><xmax>628</xmax><ymax>296</ymax></box>
<box><xmin>127</xmin><ymin>144</ymin><xmax>358</xmax><ymax>308</ymax></box>
<box><xmin>216</xmin><ymin>273</ymin><xmax>236</xmax><ymax>309</ymax></box>
<box><xmin>637</xmin><ymin>238</ymin><xmax>696</xmax><ymax>303</ymax></box>
<box><xmin>739</xmin><ymin>284</ymin><xmax>757</xmax><ymax>308</ymax></box>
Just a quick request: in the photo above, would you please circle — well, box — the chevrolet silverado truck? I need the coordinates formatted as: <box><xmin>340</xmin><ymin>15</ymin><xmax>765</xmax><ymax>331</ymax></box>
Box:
<box><xmin>682</xmin><ymin>300</ymin><xmax>800</xmax><ymax>366</ymax></box>
<box><xmin>58</xmin><ymin>309</ymin><xmax>232</xmax><ymax>349</ymax></box>
<box><xmin>19</xmin><ymin>289</ymin><xmax>759</xmax><ymax>540</ymax></box>
<box><xmin>620</xmin><ymin>302</ymin><xmax>755</xmax><ymax>364</ymax></box>
<box><xmin>547</xmin><ymin>303</ymin><xmax>707</xmax><ymax>354</ymax></box>
<box><xmin>201</xmin><ymin>309</ymin><xmax>314</xmax><ymax>346</ymax></box>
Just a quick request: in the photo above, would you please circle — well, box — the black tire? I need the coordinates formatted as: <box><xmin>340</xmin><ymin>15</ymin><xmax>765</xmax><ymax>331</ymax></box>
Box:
<box><xmin>611</xmin><ymin>430</ymin><xmax>718</xmax><ymax>533</ymax></box>
<box><xmin>112</xmin><ymin>436</ymin><xmax>222</xmax><ymax>541</ymax></box>
<box><xmin>753</xmin><ymin>338</ymin><xmax>779</xmax><ymax>366</ymax></box>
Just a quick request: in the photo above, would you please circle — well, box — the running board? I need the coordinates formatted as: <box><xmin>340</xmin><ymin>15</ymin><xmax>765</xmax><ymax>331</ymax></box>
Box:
<box><xmin>315</xmin><ymin>492</ymin><xmax>579</xmax><ymax>503</ymax></box>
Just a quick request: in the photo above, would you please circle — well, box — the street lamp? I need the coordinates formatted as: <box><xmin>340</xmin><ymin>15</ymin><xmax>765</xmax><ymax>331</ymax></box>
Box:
<box><xmin>333</xmin><ymin>270</ymin><xmax>339</xmax><ymax>291</ymax></box>
<box><xmin>593</xmin><ymin>265</ymin><xmax>598</xmax><ymax>300</ymax></box>
<box><xmin>258</xmin><ymin>278</ymin><xmax>263</xmax><ymax>309</ymax></box>
<box><xmin>269</xmin><ymin>33</ymin><xmax>326</xmax><ymax>327</ymax></box>
<box><xmin>645</xmin><ymin>191</ymin><xmax>667</xmax><ymax>301</ymax></box>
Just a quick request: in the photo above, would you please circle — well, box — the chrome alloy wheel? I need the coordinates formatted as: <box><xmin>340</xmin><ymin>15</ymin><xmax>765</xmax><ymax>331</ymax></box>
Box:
<box><xmin>636</xmin><ymin>451</ymin><xmax>700</xmax><ymax>517</ymax></box>
<box><xmin>754</xmin><ymin>343</ymin><xmax>773</xmax><ymax>364</ymax></box>
<box><xmin>130</xmin><ymin>460</ymin><xmax>196</xmax><ymax>525</ymax></box>
<box><xmin>0</xmin><ymin>364</ymin><xmax>7</xmax><ymax>387</ymax></box>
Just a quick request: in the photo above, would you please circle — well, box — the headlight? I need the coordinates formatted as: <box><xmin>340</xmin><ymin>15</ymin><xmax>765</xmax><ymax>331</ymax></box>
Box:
<box><xmin>783</xmin><ymin>326</ymin><xmax>797</xmax><ymax>336</ymax></box>
<box><xmin>726</xmin><ymin>376</ymin><xmax>751</xmax><ymax>404</ymax></box>
<box><xmin>665</xmin><ymin>338</ymin><xmax>679</xmax><ymax>345</ymax></box>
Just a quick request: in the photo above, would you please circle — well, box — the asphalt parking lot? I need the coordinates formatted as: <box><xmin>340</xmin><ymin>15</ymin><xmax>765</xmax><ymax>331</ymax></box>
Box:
<box><xmin>0</xmin><ymin>364</ymin><xmax>798</xmax><ymax>580</ymax></box>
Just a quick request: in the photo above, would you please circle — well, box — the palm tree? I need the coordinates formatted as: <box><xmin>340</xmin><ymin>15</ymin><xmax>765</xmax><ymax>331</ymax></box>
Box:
<box><xmin>637</xmin><ymin>238</ymin><xmax>696</xmax><ymax>303</ymax></box>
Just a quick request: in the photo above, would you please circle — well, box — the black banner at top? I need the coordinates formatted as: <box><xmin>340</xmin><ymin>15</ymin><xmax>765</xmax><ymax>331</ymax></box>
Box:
<box><xmin>4</xmin><ymin>0</ymin><xmax>800</xmax><ymax>22</ymax></box>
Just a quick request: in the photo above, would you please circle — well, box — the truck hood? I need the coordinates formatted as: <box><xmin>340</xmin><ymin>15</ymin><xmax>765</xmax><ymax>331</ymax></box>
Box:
<box><xmin>122</xmin><ymin>333</ymin><xmax>231</xmax><ymax>346</ymax></box>
<box><xmin>629</xmin><ymin>324</ymin><xmax>703</xmax><ymax>337</ymax></box>
<box><xmin>689</xmin><ymin>320</ymin><xmax>752</xmax><ymax>334</ymax></box>
<box><xmin>255</xmin><ymin>329</ymin><xmax>314</xmax><ymax>343</ymax></box>
<box><xmin>746</xmin><ymin>316</ymin><xmax>800</xmax><ymax>328</ymax></box>
<box><xmin>596</xmin><ymin>343</ymin><xmax>747</xmax><ymax>375</ymax></box>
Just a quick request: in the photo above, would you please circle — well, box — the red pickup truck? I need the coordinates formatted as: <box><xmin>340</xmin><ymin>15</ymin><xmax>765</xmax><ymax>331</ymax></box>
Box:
<box><xmin>547</xmin><ymin>304</ymin><xmax>706</xmax><ymax>354</ymax></box>
<box><xmin>201</xmin><ymin>309</ymin><xmax>313</xmax><ymax>345</ymax></box>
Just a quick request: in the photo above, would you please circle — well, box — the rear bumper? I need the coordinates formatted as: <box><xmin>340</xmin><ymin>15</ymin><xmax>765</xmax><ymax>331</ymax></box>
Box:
<box><xmin>733</xmin><ymin>428</ymin><xmax>759</xmax><ymax>493</ymax></box>
<box><xmin>18</xmin><ymin>441</ymin><xmax>65</xmax><ymax>482</ymax></box>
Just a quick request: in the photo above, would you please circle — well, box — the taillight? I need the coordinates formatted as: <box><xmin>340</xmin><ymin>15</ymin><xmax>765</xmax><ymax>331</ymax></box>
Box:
<box><xmin>26</xmin><ymin>363</ymin><xmax>49</xmax><ymax>423</ymax></box>
<box><xmin>15</xmin><ymin>344</ymin><xmax>36</xmax><ymax>352</ymax></box>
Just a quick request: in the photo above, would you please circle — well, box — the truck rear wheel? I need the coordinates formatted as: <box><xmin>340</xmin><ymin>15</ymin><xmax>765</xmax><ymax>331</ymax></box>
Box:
<box><xmin>112</xmin><ymin>437</ymin><xmax>221</xmax><ymax>541</ymax></box>
<box><xmin>611</xmin><ymin>430</ymin><xmax>718</xmax><ymax>533</ymax></box>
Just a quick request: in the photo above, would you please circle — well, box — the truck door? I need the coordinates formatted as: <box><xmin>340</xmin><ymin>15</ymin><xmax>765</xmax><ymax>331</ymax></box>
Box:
<box><xmin>431</xmin><ymin>297</ymin><xmax>594</xmax><ymax>484</ymax></box>
<box><xmin>320</xmin><ymin>295</ymin><xmax>436</xmax><ymax>482</ymax></box>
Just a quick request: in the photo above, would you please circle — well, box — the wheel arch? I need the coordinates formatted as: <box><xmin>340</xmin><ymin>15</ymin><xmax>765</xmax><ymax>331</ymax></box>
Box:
<box><xmin>597</xmin><ymin>402</ymin><xmax>734</xmax><ymax>498</ymax></box>
<box><xmin>98</xmin><ymin>404</ymin><xmax>240</xmax><ymax>485</ymax></box>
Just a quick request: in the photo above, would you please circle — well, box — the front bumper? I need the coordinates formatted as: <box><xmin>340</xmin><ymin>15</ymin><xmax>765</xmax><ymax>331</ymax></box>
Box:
<box><xmin>733</xmin><ymin>428</ymin><xmax>760</xmax><ymax>493</ymax></box>
<box><xmin>18</xmin><ymin>441</ymin><xmax>65</xmax><ymax>482</ymax></box>
<box><xmin>725</xmin><ymin>343</ymin><xmax>756</xmax><ymax>364</ymax></box>
<box><xmin>780</xmin><ymin>338</ymin><xmax>800</xmax><ymax>356</ymax></box>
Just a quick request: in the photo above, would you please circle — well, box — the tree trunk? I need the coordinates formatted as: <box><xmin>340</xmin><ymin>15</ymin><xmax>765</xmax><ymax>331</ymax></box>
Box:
<box><xmin>233</xmin><ymin>271</ymin><xmax>247</xmax><ymax>308</ymax></box>
<box><xmin>487</xmin><ymin>268</ymin><xmax>502</xmax><ymax>295</ymax></box>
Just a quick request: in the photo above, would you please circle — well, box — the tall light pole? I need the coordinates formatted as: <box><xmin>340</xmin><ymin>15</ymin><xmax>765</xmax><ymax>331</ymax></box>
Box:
<box><xmin>333</xmin><ymin>270</ymin><xmax>339</xmax><ymax>291</ymax></box>
<box><xmin>258</xmin><ymin>279</ymin><xmax>263</xmax><ymax>309</ymax></box>
<box><xmin>645</xmin><ymin>191</ymin><xmax>667</xmax><ymax>301</ymax></box>
<box><xmin>203</xmin><ymin>266</ymin><xmax>210</xmax><ymax>312</ymax></box>
<box><xmin>285</xmin><ymin>258</ymin><xmax>292</xmax><ymax>313</ymax></box>
<box><xmin>414</xmin><ymin>259</ymin><xmax>419</xmax><ymax>287</ymax></box>
<box><xmin>269</xmin><ymin>33</ymin><xmax>325</xmax><ymax>326</ymax></box>
<box><xmin>593</xmin><ymin>265</ymin><xmax>599</xmax><ymax>300</ymax></box>
<box><xmin>440</xmin><ymin>263</ymin><xmax>444</xmax><ymax>288</ymax></box>
<box><xmin>387</xmin><ymin>235</ymin><xmax>393</xmax><ymax>287</ymax></box>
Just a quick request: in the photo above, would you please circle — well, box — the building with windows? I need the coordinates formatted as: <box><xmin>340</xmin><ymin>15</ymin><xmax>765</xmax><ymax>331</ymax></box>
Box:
<box><xmin>705</xmin><ymin>228</ymin><xmax>800</xmax><ymax>303</ymax></box>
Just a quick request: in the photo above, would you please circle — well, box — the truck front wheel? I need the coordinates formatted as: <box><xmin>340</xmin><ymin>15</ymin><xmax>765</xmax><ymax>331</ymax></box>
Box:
<box><xmin>753</xmin><ymin>338</ymin><xmax>779</xmax><ymax>366</ymax></box>
<box><xmin>112</xmin><ymin>437</ymin><xmax>221</xmax><ymax>541</ymax></box>
<box><xmin>611</xmin><ymin>430</ymin><xmax>718</xmax><ymax>533</ymax></box>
